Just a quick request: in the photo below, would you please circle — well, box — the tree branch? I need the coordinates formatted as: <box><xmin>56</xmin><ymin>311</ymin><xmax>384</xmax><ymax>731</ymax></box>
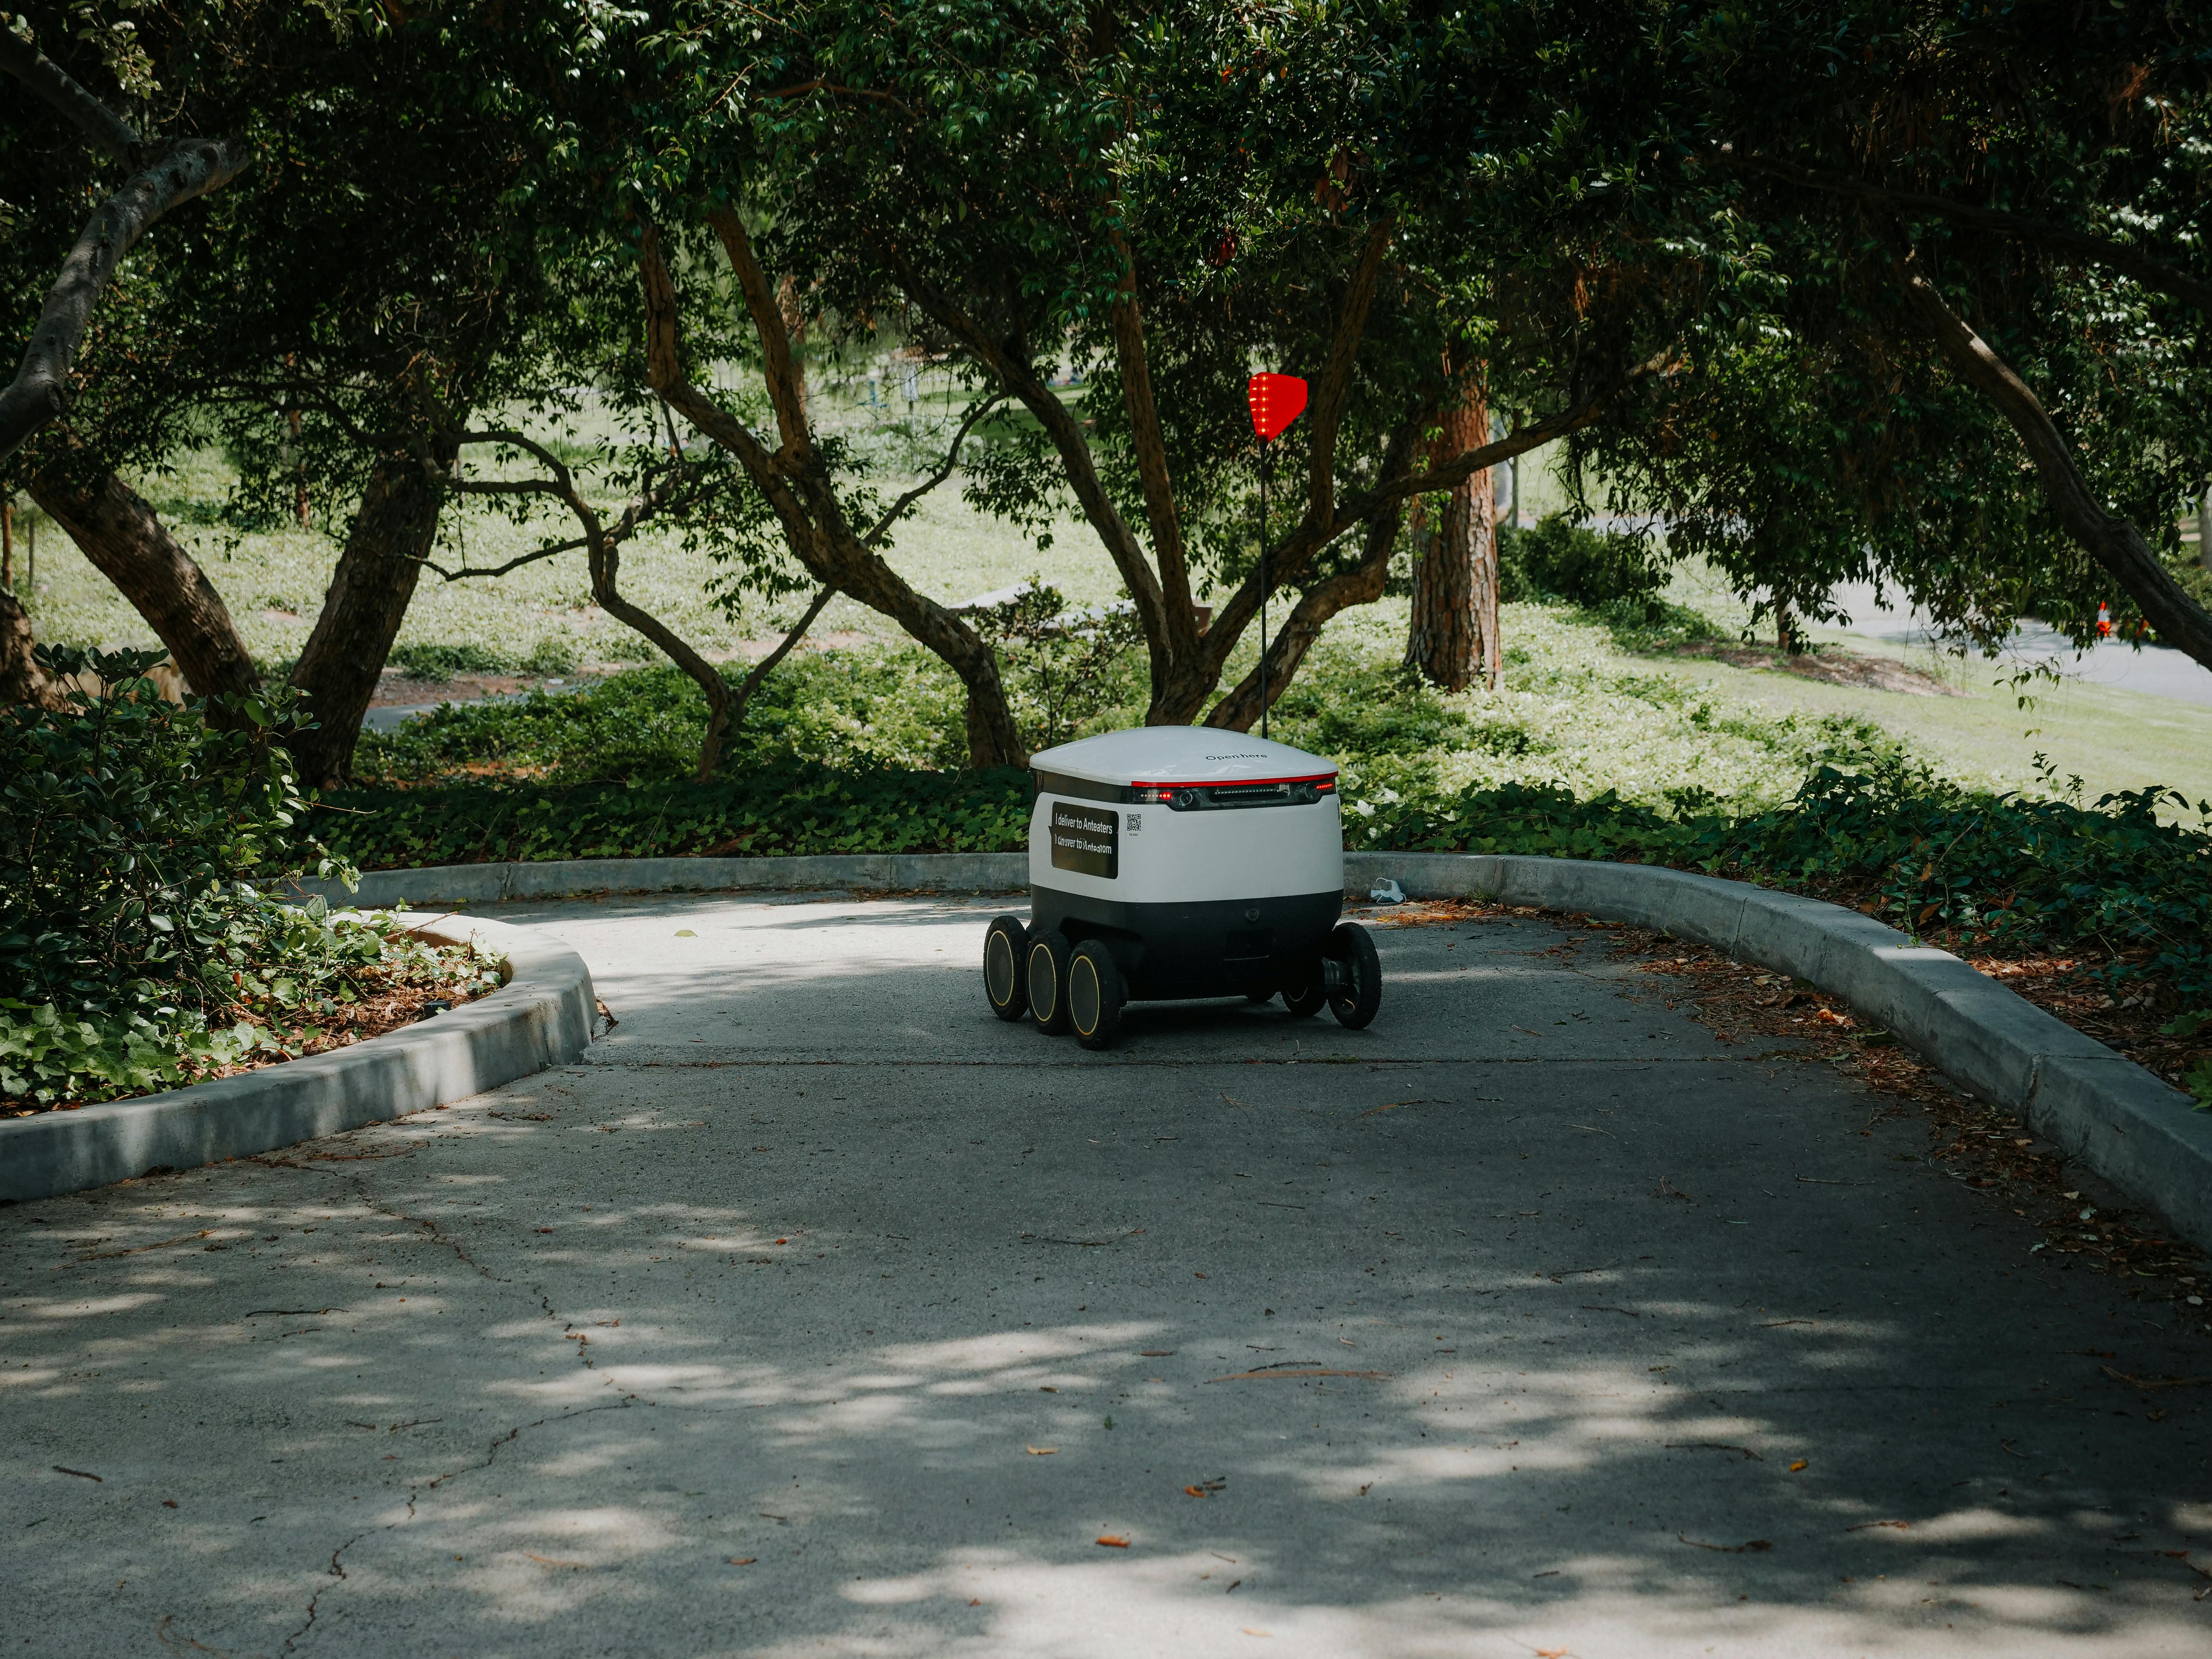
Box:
<box><xmin>888</xmin><ymin>250</ymin><xmax>1172</xmax><ymax>669</ymax></box>
<box><xmin>445</xmin><ymin>422</ymin><xmax>738</xmax><ymax>774</ymax></box>
<box><xmin>0</xmin><ymin>137</ymin><xmax>252</xmax><ymax>462</ymax></box>
<box><xmin>1890</xmin><ymin>247</ymin><xmax>2212</xmax><ymax>671</ymax></box>
<box><xmin>754</xmin><ymin>78</ymin><xmax>918</xmax><ymax>119</ymax></box>
<box><xmin>707</xmin><ymin>209</ymin><xmax>812</xmax><ymax>458</ymax></box>
<box><xmin>1303</xmin><ymin>218</ymin><xmax>1395</xmax><ymax>524</ymax></box>
<box><xmin>727</xmin><ymin>584</ymin><xmax>834</xmax><ymax>734</ymax></box>
<box><xmin>1714</xmin><ymin>147</ymin><xmax>2212</xmax><ymax>316</ymax></box>
<box><xmin>1141</xmin><ymin>218</ymin><xmax>1404</xmax><ymax>722</ymax></box>
<box><xmin>647</xmin><ymin>223</ymin><xmax>1027</xmax><ymax>766</ymax></box>
<box><xmin>445</xmin><ymin>477</ymin><xmax>573</xmax><ymax>499</ymax></box>
<box><xmin>1107</xmin><ymin>228</ymin><xmax>1196</xmax><ymax>660</ymax></box>
<box><xmin>639</xmin><ymin>225</ymin><xmax>809</xmax><ymax>528</ymax></box>
<box><xmin>0</xmin><ymin>26</ymin><xmax>142</xmax><ymax>159</ymax></box>
<box><xmin>1195</xmin><ymin>359</ymin><xmax>1650</xmax><ymax>688</ymax></box>
<box><xmin>420</xmin><ymin>536</ymin><xmax>590</xmax><ymax>581</ymax></box>
<box><xmin>860</xmin><ymin>391</ymin><xmax>1005</xmax><ymax>546</ymax></box>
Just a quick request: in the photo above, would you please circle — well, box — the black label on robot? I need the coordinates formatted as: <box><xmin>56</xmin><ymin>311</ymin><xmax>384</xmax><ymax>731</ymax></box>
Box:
<box><xmin>1048</xmin><ymin>801</ymin><xmax>1119</xmax><ymax>879</ymax></box>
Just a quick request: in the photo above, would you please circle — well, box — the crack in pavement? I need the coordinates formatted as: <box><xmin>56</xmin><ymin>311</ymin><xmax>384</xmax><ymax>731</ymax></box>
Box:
<box><xmin>231</xmin><ymin>1162</ymin><xmax>645</xmax><ymax>1650</ymax></box>
<box><xmin>281</xmin><ymin>1531</ymin><xmax>366</xmax><ymax>1653</ymax></box>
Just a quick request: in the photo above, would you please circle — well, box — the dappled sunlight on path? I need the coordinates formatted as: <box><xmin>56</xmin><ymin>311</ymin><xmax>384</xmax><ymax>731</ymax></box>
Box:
<box><xmin>4</xmin><ymin>894</ymin><xmax>2207</xmax><ymax>1654</ymax></box>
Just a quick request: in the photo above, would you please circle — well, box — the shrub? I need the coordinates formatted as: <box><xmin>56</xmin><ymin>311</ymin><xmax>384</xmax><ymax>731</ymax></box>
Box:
<box><xmin>1</xmin><ymin>646</ymin><xmax>320</xmax><ymax>1011</ymax></box>
<box><xmin>356</xmin><ymin>651</ymin><xmax>977</xmax><ymax>787</ymax></box>
<box><xmin>961</xmin><ymin>581</ymin><xmax>1149</xmax><ymax>754</ymax></box>
<box><xmin>1498</xmin><ymin>514</ymin><xmax>1667</xmax><ymax>611</ymax></box>
<box><xmin>0</xmin><ymin>648</ymin><xmax>498</xmax><ymax>1109</ymax></box>
<box><xmin>387</xmin><ymin>640</ymin><xmax>513</xmax><ymax>679</ymax></box>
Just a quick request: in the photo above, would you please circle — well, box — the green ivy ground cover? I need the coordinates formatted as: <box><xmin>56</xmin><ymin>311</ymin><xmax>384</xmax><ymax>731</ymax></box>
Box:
<box><xmin>313</xmin><ymin>764</ymin><xmax>1033</xmax><ymax>867</ymax></box>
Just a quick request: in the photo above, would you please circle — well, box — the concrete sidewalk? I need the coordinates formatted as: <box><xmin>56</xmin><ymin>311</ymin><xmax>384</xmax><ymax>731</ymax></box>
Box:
<box><xmin>3</xmin><ymin>893</ymin><xmax>2208</xmax><ymax>1656</ymax></box>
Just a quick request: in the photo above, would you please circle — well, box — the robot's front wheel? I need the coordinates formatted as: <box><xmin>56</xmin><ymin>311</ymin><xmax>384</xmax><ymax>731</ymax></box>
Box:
<box><xmin>984</xmin><ymin>915</ymin><xmax>1030</xmax><ymax>1022</ymax></box>
<box><xmin>1324</xmin><ymin>921</ymin><xmax>1383</xmax><ymax>1029</ymax></box>
<box><xmin>1068</xmin><ymin>940</ymin><xmax>1125</xmax><ymax>1050</ymax></box>
<box><xmin>1027</xmin><ymin>930</ymin><xmax>1074</xmax><ymax>1034</ymax></box>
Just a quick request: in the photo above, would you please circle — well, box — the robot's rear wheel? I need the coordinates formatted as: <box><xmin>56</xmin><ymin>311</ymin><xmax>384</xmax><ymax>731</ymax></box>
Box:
<box><xmin>984</xmin><ymin>915</ymin><xmax>1030</xmax><ymax>1021</ymax></box>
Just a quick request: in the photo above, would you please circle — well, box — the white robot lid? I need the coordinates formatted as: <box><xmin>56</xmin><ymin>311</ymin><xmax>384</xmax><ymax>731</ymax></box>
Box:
<box><xmin>1031</xmin><ymin>726</ymin><xmax>1337</xmax><ymax>787</ymax></box>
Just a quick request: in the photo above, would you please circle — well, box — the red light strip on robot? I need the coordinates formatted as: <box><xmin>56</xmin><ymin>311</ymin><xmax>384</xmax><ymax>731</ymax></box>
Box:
<box><xmin>1127</xmin><ymin>772</ymin><xmax>1337</xmax><ymax>794</ymax></box>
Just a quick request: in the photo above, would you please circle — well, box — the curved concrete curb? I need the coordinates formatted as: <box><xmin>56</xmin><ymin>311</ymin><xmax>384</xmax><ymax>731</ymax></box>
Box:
<box><xmin>1347</xmin><ymin>851</ymin><xmax>2212</xmax><ymax>1254</ymax></box>
<box><xmin>0</xmin><ymin>914</ymin><xmax>593</xmax><ymax>1204</ymax></box>
<box><xmin>282</xmin><ymin>853</ymin><xmax>1028</xmax><ymax>909</ymax></box>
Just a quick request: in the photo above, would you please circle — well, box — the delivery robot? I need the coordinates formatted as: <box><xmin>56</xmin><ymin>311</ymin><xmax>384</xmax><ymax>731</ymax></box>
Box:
<box><xmin>981</xmin><ymin>727</ymin><xmax>1381</xmax><ymax>1048</ymax></box>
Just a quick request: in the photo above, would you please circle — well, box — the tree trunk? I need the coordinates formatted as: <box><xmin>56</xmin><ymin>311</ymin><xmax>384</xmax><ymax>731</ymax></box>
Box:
<box><xmin>285</xmin><ymin>445</ymin><xmax>452</xmax><ymax>787</ymax></box>
<box><xmin>1404</xmin><ymin>396</ymin><xmax>1495</xmax><ymax>691</ymax></box>
<box><xmin>30</xmin><ymin>466</ymin><xmax>260</xmax><ymax>705</ymax></box>
<box><xmin>1473</xmin><ymin>494</ymin><xmax>1501</xmax><ymax>693</ymax></box>
<box><xmin>0</xmin><ymin>583</ymin><xmax>62</xmax><ymax>709</ymax></box>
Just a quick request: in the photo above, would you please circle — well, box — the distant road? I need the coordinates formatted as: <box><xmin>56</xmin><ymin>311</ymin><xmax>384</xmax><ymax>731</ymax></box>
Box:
<box><xmin>1574</xmin><ymin>512</ymin><xmax>2212</xmax><ymax>710</ymax></box>
<box><xmin>1825</xmin><ymin>580</ymin><xmax>2212</xmax><ymax>709</ymax></box>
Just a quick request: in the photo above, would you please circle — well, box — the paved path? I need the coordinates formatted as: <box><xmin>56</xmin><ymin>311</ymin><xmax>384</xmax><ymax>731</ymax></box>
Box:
<box><xmin>5</xmin><ymin>894</ymin><xmax>2209</xmax><ymax>1656</ymax></box>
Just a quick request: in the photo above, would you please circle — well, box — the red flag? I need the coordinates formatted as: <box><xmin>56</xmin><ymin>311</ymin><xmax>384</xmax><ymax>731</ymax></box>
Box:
<box><xmin>1247</xmin><ymin>373</ymin><xmax>1308</xmax><ymax>441</ymax></box>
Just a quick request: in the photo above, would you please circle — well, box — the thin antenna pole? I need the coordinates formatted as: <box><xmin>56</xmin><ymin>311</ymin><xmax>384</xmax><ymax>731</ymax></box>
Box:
<box><xmin>1259</xmin><ymin>437</ymin><xmax>1269</xmax><ymax>740</ymax></box>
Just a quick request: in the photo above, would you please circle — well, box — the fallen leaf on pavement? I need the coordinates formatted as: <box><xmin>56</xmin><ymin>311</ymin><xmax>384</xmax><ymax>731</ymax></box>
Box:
<box><xmin>1025</xmin><ymin>1446</ymin><xmax>1058</xmax><ymax>1456</ymax></box>
<box><xmin>728</xmin><ymin>1557</ymin><xmax>756</xmax><ymax>1566</ymax></box>
<box><xmin>1679</xmin><ymin>1535</ymin><xmax>1773</xmax><ymax>1553</ymax></box>
<box><xmin>1140</xmin><ymin>1350</ymin><xmax>1174</xmax><ymax>1357</ymax></box>
<box><xmin>1845</xmin><ymin>1521</ymin><xmax>1909</xmax><ymax>1533</ymax></box>
<box><xmin>1789</xmin><ymin>1460</ymin><xmax>1809</xmax><ymax>1472</ymax></box>
<box><xmin>1097</xmin><ymin>1535</ymin><xmax>1130</xmax><ymax>1548</ymax></box>
<box><xmin>1358</xmin><ymin>1098</ymin><xmax>1446</xmax><ymax>1118</ymax></box>
<box><xmin>2103</xmin><ymin>1365</ymin><xmax>2212</xmax><ymax>1390</ymax></box>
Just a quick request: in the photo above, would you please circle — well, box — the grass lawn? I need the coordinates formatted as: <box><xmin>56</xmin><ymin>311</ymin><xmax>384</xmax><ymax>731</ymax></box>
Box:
<box><xmin>1636</xmin><ymin>640</ymin><xmax>2212</xmax><ymax>812</ymax></box>
<box><xmin>15</xmin><ymin>441</ymin><xmax>2209</xmax><ymax>812</ymax></box>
